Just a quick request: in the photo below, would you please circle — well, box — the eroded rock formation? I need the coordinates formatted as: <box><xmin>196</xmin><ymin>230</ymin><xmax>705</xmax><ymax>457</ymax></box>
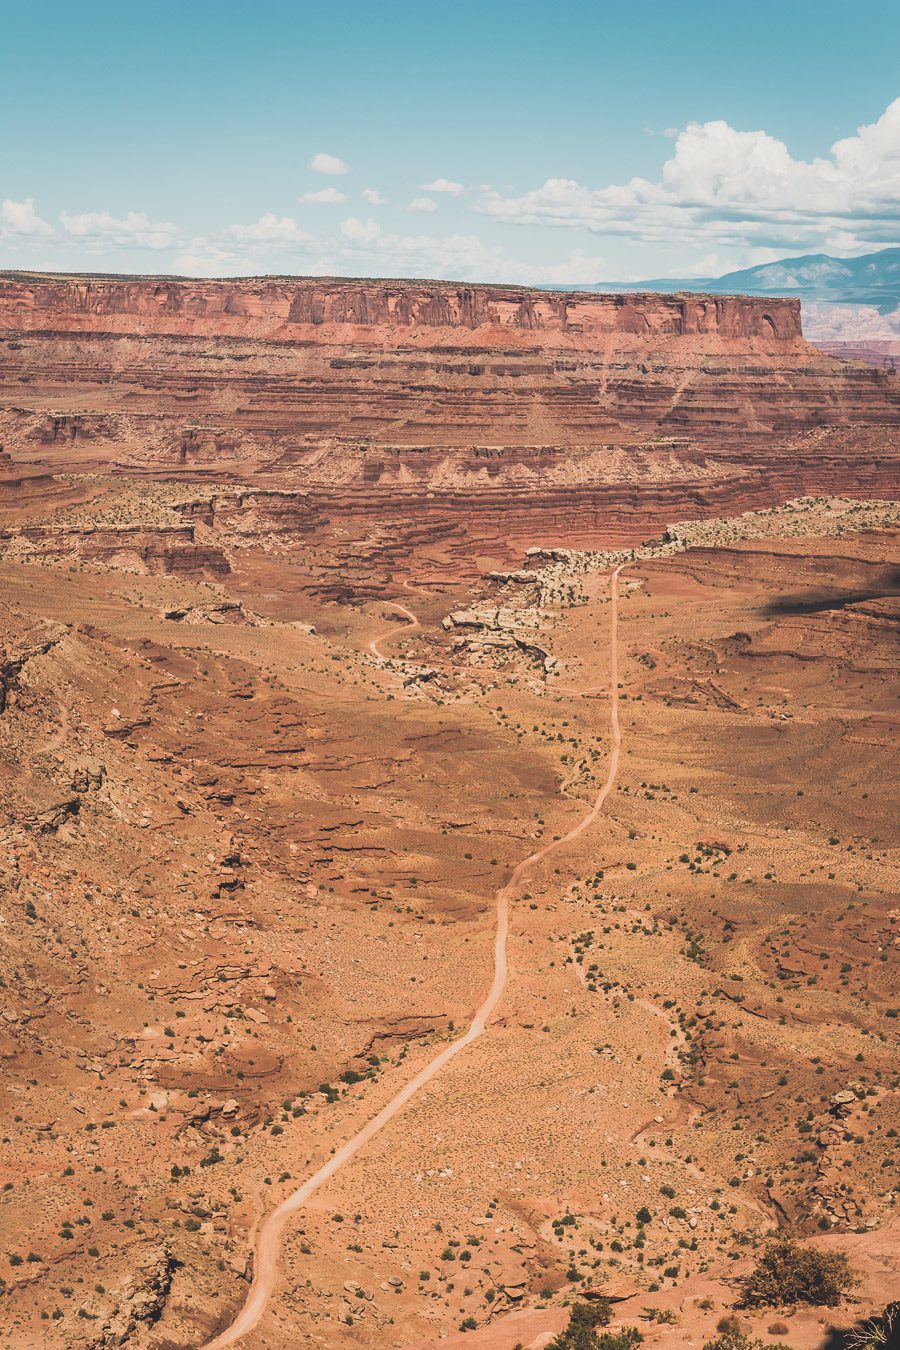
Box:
<box><xmin>0</xmin><ymin>273</ymin><xmax>803</xmax><ymax>343</ymax></box>
<box><xmin>1</xmin><ymin>275</ymin><xmax>897</xmax><ymax>581</ymax></box>
<box><xmin>0</xmin><ymin>273</ymin><xmax>897</xmax><ymax>1349</ymax></box>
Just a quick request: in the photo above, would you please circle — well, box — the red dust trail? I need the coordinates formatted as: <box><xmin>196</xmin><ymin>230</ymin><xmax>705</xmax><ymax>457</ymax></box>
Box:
<box><xmin>367</xmin><ymin>601</ymin><xmax>420</xmax><ymax>660</ymax></box>
<box><xmin>203</xmin><ymin>564</ymin><xmax>627</xmax><ymax>1348</ymax></box>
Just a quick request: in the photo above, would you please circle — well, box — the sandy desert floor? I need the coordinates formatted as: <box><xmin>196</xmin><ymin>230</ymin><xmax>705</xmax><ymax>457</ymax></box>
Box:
<box><xmin>0</xmin><ymin>494</ymin><xmax>897</xmax><ymax>1349</ymax></box>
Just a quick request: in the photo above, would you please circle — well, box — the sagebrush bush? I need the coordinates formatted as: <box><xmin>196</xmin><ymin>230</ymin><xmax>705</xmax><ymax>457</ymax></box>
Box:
<box><xmin>702</xmin><ymin>1334</ymin><xmax>793</xmax><ymax>1350</ymax></box>
<box><xmin>738</xmin><ymin>1239</ymin><xmax>858</xmax><ymax>1309</ymax></box>
<box><xmin>548</xmin><ymin>1301</ymin><xmax>643</xmax><ymax>1350</ymax></box>
<box><xmin>596</xmin><ymin>1332</ymin><xmax>643</xmax><ymax>1350</ymax></box>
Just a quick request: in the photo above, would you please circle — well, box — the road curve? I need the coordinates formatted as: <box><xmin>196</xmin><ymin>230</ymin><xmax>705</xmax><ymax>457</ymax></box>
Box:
<box><xmin>203</xmin><ymin>564</ymin><xmax>627</xmax><ymax>1348</ymax></box>
<box><xmin>368</xmin><ymin>601</ymin><xmax>420</xmax><ymax>661</ymax></box>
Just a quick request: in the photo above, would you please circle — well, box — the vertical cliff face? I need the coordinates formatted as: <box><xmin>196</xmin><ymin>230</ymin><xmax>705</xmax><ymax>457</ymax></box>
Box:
<box><xmin>0</xmin><ymin>273</ymin><xmax>897</xmax><ymax>561</ymax></box>
<box><xmin>0</xmin><ymin>273</ymin><xmax>802</xmax><ymax>345</ymax></box>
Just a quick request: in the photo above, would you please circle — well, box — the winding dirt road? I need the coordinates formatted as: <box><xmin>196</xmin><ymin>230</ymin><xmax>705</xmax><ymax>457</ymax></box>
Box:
<box><xmin>203</xmin><ymin>564</ymin><xmax>627</xmax><ymax>1348</ymax></box>
<box><xmin>367</xmin><ymin>601</ymin><xmax>420</xmax><ymax>661</ymax></box>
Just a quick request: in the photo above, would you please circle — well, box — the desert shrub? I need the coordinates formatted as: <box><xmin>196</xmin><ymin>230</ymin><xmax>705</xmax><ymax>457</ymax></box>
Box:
<box><xmin>596</xmin><ymin>1331</ymin><xmax>643</xmax><ymax>1349</ymax></box>
<box><xmin>737</xmin><ymin>1240</ymin><xmax>858</xmax><ymax>1309</ymax></box>
<box><xmin>716</xmin><ymin>1315</ymin><xmax>743</xmax><ymax>1334</ymax></box>
<box><xmin>702</xmin><ymin>1335</ymin><xmax>793</xmax><ymax>1350</ymax></box>
<box><xmin>547</xmin><ymin>1300</ymin><xmax>612</xmax><ymax>1349</ymax></box>
<box><xmin>846</xmin><ymin>1302</ymin><xmax>900</xmax><ymax>1350</ymax></box>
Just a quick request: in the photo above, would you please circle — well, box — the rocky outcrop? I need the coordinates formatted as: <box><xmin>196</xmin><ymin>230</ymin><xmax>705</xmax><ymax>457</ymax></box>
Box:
<box><xmin>442</xmin><ymin>604</ymin><xmax>556</xmax><ymax>672</ymax></box>
<box><xmin>0</xmin><ymin>617</ymin><xmax>65</xmax><ymax>712</ymax></box>
<box><xmin>76</xmin><ymin>1244</ymin><xmax>174</xmax><ymax>1347</ymax></box>
<box><xmin>0</xmin><ymin>273</ymin><xmax>802</xmax><ymax>345</ymax></box>
<box><xmin>0</xmin><ymin>275</ymin><xmax>897</xmax><ymax>576</ymax></box>
<box><xmin>0</xmin><ymin>523</ymin><xmax>230</xmax><ymax>577</ymax></box>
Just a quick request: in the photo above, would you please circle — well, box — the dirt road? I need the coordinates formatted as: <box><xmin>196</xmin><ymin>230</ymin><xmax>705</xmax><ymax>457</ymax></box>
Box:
<box><xmin>367</xmin><ymin>601</ymin><xmax>420</xmax><ymax>660</ymax></box>
<box><xmin>203</xmin><ymin>564</ymin><xmax>626</xmax><ymax>1348</ymax></box>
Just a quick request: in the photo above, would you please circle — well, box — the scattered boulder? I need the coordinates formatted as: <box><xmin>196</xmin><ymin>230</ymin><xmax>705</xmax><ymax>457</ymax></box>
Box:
<box><xmin>80</xmin><ymin>1244</ymin><xmax>174</xmax><ymax>1347</ymax></box>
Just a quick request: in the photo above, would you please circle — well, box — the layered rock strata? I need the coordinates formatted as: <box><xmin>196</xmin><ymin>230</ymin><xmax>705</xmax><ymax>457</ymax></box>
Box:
<box><xmin>1</xmin><ymin>275</ymin><xmax>897</xmax><ymax>568</ymax></box>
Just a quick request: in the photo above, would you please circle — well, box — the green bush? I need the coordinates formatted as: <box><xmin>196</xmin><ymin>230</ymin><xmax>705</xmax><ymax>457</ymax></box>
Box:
<box><xmin>702</xmin><ymin>1335</ymin><xmax>793</xmax><ymax>1350</ymax></box>
<box><xmin>547</xmin><ymin>1300</ymin><xmax>612</xmax><ymax>1349</ymax></box>
<box><xmin>596</xmin><ymin>1332</ymin><xmax>643</xmax><ymax>1350</ymax></box>
<box><xmin>738</xmin><ymin>1240</ymin><xmax>858</xmax><ymax>1309</ymax></box>
<box><xmin>547</xmin><ymin>1304</ymin><xmax>644</xmax><ymax>1350</ymax></box>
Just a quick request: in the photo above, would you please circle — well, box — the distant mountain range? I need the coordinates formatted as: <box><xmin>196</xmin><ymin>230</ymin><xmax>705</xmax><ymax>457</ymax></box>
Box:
<box><xmin>584</xmin><ymin>246</ymin><xmax>900</xmax><ymax>311</ymax></box>
<box><xmin>571</xmin><ymin>246</ymin><xmax>900</xmax><ymax>352</ymax></box>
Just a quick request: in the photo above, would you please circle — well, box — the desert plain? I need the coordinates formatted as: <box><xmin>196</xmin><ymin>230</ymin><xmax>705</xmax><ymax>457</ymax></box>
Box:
<box><xmin>0</xmin><ymin>276</ymin><xmax>897</xmax><ymax>1349</ymax></box>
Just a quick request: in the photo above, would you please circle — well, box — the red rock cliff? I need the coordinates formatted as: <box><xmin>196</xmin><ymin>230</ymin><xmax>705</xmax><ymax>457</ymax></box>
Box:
<box><xmin>0</xmin><ymin>274</ymin><xmax>802</xmax><ymax>347</ymax></box>
<box><xmin>0</xmin><ymin>273</ymin><xmax>897</xmax><ymax>561</ymax></box>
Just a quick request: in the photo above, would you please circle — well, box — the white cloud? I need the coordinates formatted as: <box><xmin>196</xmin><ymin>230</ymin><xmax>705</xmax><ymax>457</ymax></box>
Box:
<box><xmin>340</xmin><ymin>216</ymin><xmax>382</xmax><ymax>245</ymax></box>
<box><xmin>2</xmin><ymin>197</ymin><xmax>53</xmax><ymax>235</ymax></box>
<box><xmin>802</xmin><ymin>300</ymin><xmax>900</xmax><ymax>341</ymax></box>
<box><xmin>60</xmin><ymin>209</ymin><xmax>176</xmax><ymax>249</ymax></box>
<box><xmin>329</xmin><ymin>225</ymin><xmax>500</xmax><ymax>276</ymax></box>
<box><xmin>540</xmin><ymin>250</ymin><xmax>607</xmax><ymax>285</ymax></box>
<box><xmin>673</xmin><ymin>252</ymin><xmax>729</xmax><ymax>278</ymax></box>
<box><xmin>480</xmin><ymin>99</ymin><xmax>900</xmax><ymax>253</ymax></box>
<box><xmin>361</xmin><ymin>188</ymin><xmax>387</xmax><ymax>206</ymax></box>
<box><xmin>173</xmin><ymin>238</ymin><xmax>242</xmax><ymax>276</ymax></box>
<box><xmin>167</xmin><ymin>213</ymin><xmax>607</xmax><ymax>286</ymax></box>
<box><xmin>302</xmin><ymin>187</ymin><xmax>347</xmax><ymax>204</ymax></box>
<box><xmin>0</xmin><ymin>198</ymin><xmax>595</xmax><ymax>286</ymax></box>
<box><xmin>229</xmin><ymin>213</ymin><xmax>313</xmax><ymax>243</ymax></box>
<box><xmin>327</xmin><ymin>221</ymin><xmax>605</xmax><ymax>286</ymax></box>
<box><xmin>408</xmin><ymin>196</ymin><xmax>437</xmax><ymax>213</ymax></box>
<box><xmin>308</xmin><ymin>152</ymin><xmax>349</xmax><ymax>175</ymax></box>
<box><xmin>419</xmin><ymin>177</ymin><xmax>464</xmax><ymax>195</ymax></box>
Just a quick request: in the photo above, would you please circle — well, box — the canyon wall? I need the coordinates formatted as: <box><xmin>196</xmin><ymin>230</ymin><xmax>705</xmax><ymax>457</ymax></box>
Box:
<box><xmin>0</xmin><ymin>273</ymin><xmax>802</xmax><ymax>346</ymax></box>
<box><xmin>0</xmin><ymin>274</ymin><xmax>897</xmax><ymax>569</ymax></box>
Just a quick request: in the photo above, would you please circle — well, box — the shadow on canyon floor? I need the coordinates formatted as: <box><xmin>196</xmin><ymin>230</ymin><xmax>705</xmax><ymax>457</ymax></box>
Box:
<box><xmin>763</xmin><ymin>571</ymin><xmax>900</xmax><ymax>616</ymax></box>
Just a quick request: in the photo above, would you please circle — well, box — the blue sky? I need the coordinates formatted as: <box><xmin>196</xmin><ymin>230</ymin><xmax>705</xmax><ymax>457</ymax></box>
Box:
<box><xmin>2</xmin><ymin>0</ymin><xmax>899</xmax><ymax>282</ymax></box>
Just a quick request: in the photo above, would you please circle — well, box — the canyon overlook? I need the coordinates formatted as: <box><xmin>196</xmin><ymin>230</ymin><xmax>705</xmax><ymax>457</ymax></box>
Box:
<box><xmin>1</xmin><ymin>275</ymin><xmax>898</xmax><ymax>579</ymax></box>
<box><xmin>0</xmin><ymin>274</ymin><xmax>898</xmax><ymax>1350</ymax></box>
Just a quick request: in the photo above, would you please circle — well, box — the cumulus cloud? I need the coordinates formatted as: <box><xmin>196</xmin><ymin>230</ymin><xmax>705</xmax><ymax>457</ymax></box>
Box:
<box><xmin>340</xmin><ymin>216</ymin><xmax>382</xmax><ymax>245</ymax></box>
<box><xmin>361</xmin><ymin>188</ymin><xmax>387</xmax><ymax>206</ymax></box>
<box><xmin>308</xmin><ymin>152</ymin><xmax>349</xmax><ymax>175</ymax></box>
<box><xmin>2</xmin><ymin>197</ymin><xmax>53</xmax><ymax>235</ymax></box>
<box><xmin>330</xmin><ymin>224</ymin><xmax>499</xmax><ymax>276</ymax></box>
<box><xmin>229</xmin><ymin>213</ymin><xmax>313</xmax><ymax>243</ymax></box>
<box><xmin>408</xmin><ymin>196</ymin><xmax>437</xmax><ymax>213</ymax></box>
<box><xmin>673</xmin><ymin>251</ymin><xmax>732</xmax><ymax>278</ymax></box>
<box><xmin>480</xmin><ymin>99</ymin><xmax>900</xmax><ymax>252</ymax></box>
<box><xmin>172</xmin><ymin>237</ymin><xmax>243</xmax><ymax>277</ymax></box>
<box><xmin>540</xmin><ymin>250</ymin><xmax>607</xmax><ymax>285</ymax></box>
<box><xmin>802</xmin><ymin>300</ymin><xmax>900</xmax><ymax>341</ymax></box>
<box><xmin>170</xmin><ymin>211</ymin><xmax>607</xmax><ymax>285</ymax></box>
<box><xmin>302</xmin><ymin>187</ymin><xmax>347</xmax><ymax>204</ymax></box>
<box><xmin>60</xmin><ymin>209</ymin><xmax>176</xmax><ymax>249</ymax></box>
<box><xmin>327</xmin><ymin>220</ymin><xmax>605</xmax><ymax>286</ymax></box>
<box><xmin>419</xmin><ymin>177</ymin><xmax>464</xmax><ymax>195</ymax></box>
